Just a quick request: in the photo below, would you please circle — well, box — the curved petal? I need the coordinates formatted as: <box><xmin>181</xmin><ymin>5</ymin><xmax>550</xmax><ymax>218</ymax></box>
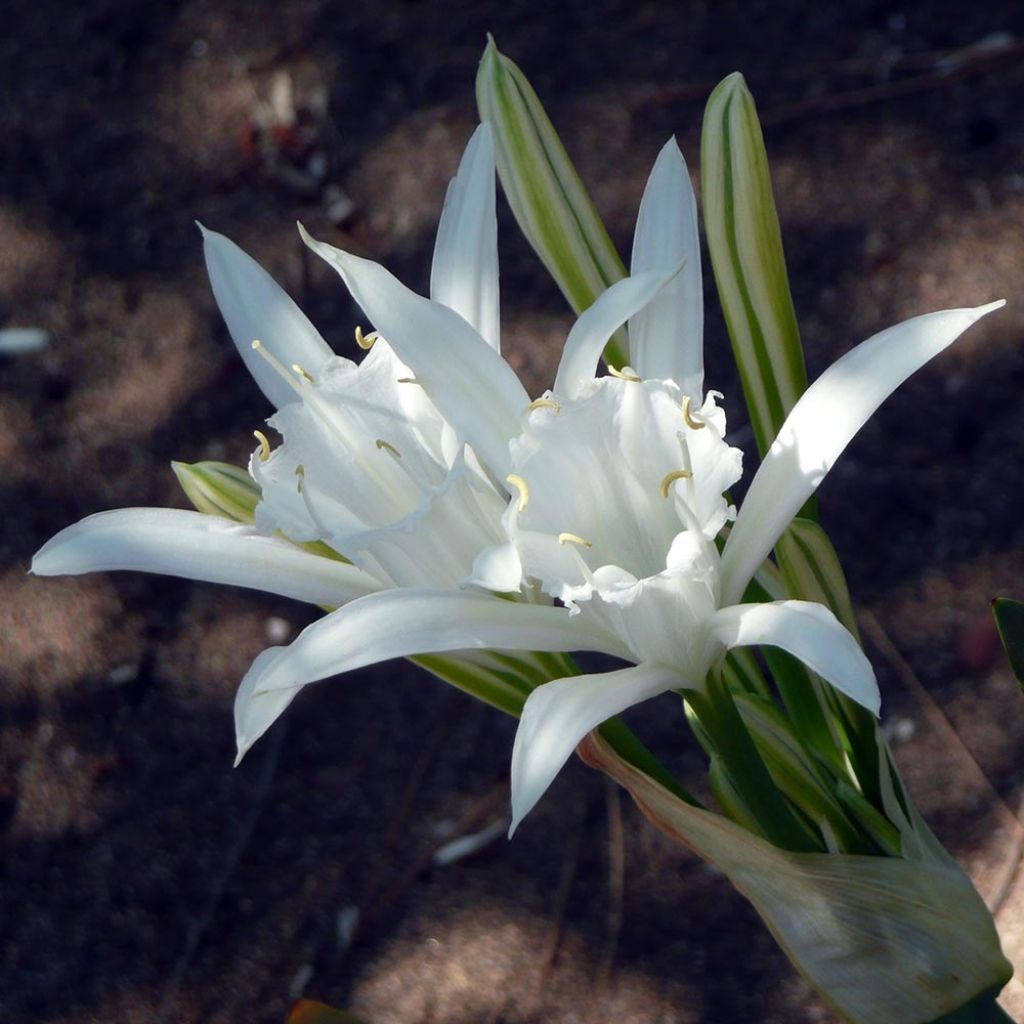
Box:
<box><xmin>300</xmin><ymin>226</ymin><xmax>528</xmax><ymax>477</ymax></box>
<box><xmin>720</xmin><ymin>301</ymin><xmax>1005</xmax><ymax>604</ymax></box>
<box><xmin>553</xmin><ymin>266</ymin><xmax>683</xmax><ymax>400</ymax></box>
<box><xmin>249</xmin><ymin>587</ymin><xmax>631</xmax><ymax>694</ymax></box>
<box><xmin>430</xmin><ymin>123</ymin><xmax>501</xmax><ymax>351</ymax></box>
<box><xmin>709</xmin><ymin>600</ymin><xmax>879</xmax><ymax>714</ymax></box>
<box><xmin>200</xmin><ymin>226</ymin><xmax>333</xmax><ymax>409</ymax></box>
<box><xmin>509</xmin><ymin>663</ymin><xmax>681</xmax><ymax>834</ymax></box>
<box><xmin>235</xmin><ymin>646</ymin><xmax>301</xmax><ymax>764</ymax></box>
<box><xmin>30</xmin><ymin>507</ymin><xmax>382</xmax><ymax>608</ymax></box>
<box><xmin>629</xmin><ymin>138</ymin><xmax>703</xmax><ymax>396</ymax></box>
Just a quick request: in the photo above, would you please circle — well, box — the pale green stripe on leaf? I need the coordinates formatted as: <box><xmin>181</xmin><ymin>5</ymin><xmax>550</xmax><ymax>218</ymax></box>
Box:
<box><xmin>172</xmin><ymin>460</ymin><xmax>259</xmax><ymax>523</ymax></box>
<box><xmin>736</xmin><ymin>692</ymin><xmax>866</xmax><ymax>853</ymax></box>
<box><xmin>413</xmin><ymin>653</ymin><xmax>533</xmax><ymax>718</ymax></box>
<box><xmin>701</xmin><ymin>73</ymin><xmax>808</xmax><ymax>460</ymax></box>
<box><xmin>773</xmin><ymin>517</ymin><xmax>886</xmax><ymax>803</ymax></box>
<box><xmin>476</xmin><ymin>38</ymin><xmax>628</xmax><ymax>368</ymax></box>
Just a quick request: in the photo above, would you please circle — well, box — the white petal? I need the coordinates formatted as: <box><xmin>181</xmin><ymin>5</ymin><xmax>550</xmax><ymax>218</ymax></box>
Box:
<box><xmin>553</xmin><ymin>266</ymin><xmax>682</xmax><ymax>400</ymax></box>
<box><xmin>509</xmin><ymin>663</ymin><xmax>681</xmax><ymax>834</ymax></box>
<box><xmin>300</xmin><ymin>226</ymin><xmax>528</xmax><ymax>477</ymax></box>
<box><xmin>430</xmin><ymin>123</ymin><xmax>500</xmax><ymax>351</ymax></box>
<box><xmin>720</xmin><ymin>301</ymin><xmax>1005</xmax><ymax>604</ymax></box>
<box><xmin>31</xmin><ymin>508</ymin><xmax>382</xmax><ymax>608</ymax></box>
<box><xmin>200</xmin><ymin>226</ymin><xmax>333</xmax><ymax>409</ymax></box>
<box><xmin>709</xmin><ymin>600</ymin><xmax>879</xmax><ymax>714</ymax></box>
<box><xmin>629</xmin><ymin>138</ymin><xmax>703</xmax><ymax>396</ymax></box>
<box><xmin>234</xmin><ymin>646</ymin><xmax>299</xmax><ymax>764</ymax></box>
<box><xmin>466</xmin><ymin>541</ymin><xmax>523</xmax><ymax>593</ymax></box>
<box><xmin>250</xmin><ymin>587</ymin><xmax>630</xmax><ymax>693</ymax></box>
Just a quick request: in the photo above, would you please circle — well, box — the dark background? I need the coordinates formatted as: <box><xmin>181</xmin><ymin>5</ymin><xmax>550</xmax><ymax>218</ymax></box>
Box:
<box><xmin>3</xmin><ymin>2</ymin><xmax>1024</xmax><ymax>1021</ymax></box>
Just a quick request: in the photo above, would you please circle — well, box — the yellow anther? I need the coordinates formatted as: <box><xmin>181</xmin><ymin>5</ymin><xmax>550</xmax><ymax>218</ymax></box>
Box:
<box><xmin>292</xmin><ymin>363</ymin><xmax>314</xmax><ymax>384</ymax></box>
<box><xmin>558</xmin><ymin>532</ymin><xmax>593</xmax><ymax>549</ymax></box>
<box><xmin>681</xmin><ymin>395</ymin><xmax>706</xmax><ymax>430</ymax></box>
<box><xmin>659</xmin><ymin>469</ymin><xmax>693</xmax><ymax>498</ymax></box>
<box><xmin>253</xmin><ymin>430</ymin><xmax>272</xmax><ymax>462</ymax></box>
<box><xmin>295</xmin><ymin>464</ymin><xmax>305</xmax><ymax>492</ymax></box>
<box><xmin>355</xmin><ymin>326</ymin><xmax>379</xmax><ymax>350</ymax></box>
<box><xmin>396</xmin><ymin>377</ymin><xmax>421</xmax><ymax>385</ymax></box>
<box><xmin>527</xmin><ymin>397</ymin><xmax>561</xmax><ymax>414</ymax></box>
<box><xmin>607</xmin><ymin>365</ymin><xmax>642</xmax><ymax>383</ymax></box>
<box><xmin>375</xmin><ymin>438</ymin><xmax>402</xmax><ymax>459</ymax></box>
<box><xmin>506</xmin><ymin>474</ymin><xmax>530</xmax><ymax>512</ymax></box>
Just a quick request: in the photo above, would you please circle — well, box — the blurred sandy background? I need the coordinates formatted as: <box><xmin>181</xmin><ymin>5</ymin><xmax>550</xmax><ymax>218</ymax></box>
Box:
<box><xmin>3</xmin><ymin>2</ymin><xmax>1024</xmax><ymax>1021</ymax></box>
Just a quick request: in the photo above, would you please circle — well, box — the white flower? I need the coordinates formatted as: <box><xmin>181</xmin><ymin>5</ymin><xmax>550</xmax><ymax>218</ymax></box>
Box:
<box><xmin>33</xmin><ymin>126</ymin><xmax>1002</xmax><ymax>838</ymax></box>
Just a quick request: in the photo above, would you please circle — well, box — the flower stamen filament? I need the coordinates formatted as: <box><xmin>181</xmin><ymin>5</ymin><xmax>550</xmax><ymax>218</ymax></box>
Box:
<box><xmin>607</xmin><ymin>365</ymin><xmax>642</xmax><ymax>383</ymax></box>
<box><xmin>558</xmin><ymin>532</ymin><xmax>593</xmax><ymax>549</ymax></box>
<box><xmin>506</xmin><ymin>474</ymin><xmax>530</xmax><ymax>512</ymax></box>
<box><xmin>354</xmin><ymin>326</ymin><xmax>379</xmax><ymax>350</ymax></box>
<box><xmin>253</xmin><ymin>430</ymin><xmax>272</xmax><ymax>462</ymax></box>
<box><xmin>681</xmin><ymin>395</ymin><xmax>706</xmax><ymax>430</ymax></box>
<box><xmin>375</xmin><ymin>438</ymin><xmax>402</xmax><ymax>459</ymax></box>
<box><xmin>527</xmin><ymin>397</ymin><xmax>561</xmax><ymax>414</ymax></box>
<box><xmin>660</xmin><ymin>469</ymin><xmax>693</xmax><ymax>498</ymax></box>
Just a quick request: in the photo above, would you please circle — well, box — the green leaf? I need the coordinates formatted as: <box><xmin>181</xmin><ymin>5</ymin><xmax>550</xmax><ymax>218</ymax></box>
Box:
<box><xmin>172</xmin><ymin>460</ymin><xmax>259</xmax><ymax>523</ymax></box>
<box><xmin>687</xmin><ymin>672</ymin><xmax>820</xmax><ymax>852</ymax></box>
<box><xmin>735</xmin><ymin>692</ymin><xmax>867</xmax><ymax>853</ymax></box>
<box><xmin>701</xmin><ymin>73</ymin><xmax>809</xmax><ymax>462</ymax></box>
<box><xmin>993</xmin><ymin>597</ymin><xmax>1024</xmax><ymax>690</ymax></box>
<box><xmin>580</xmin><ymin>731</ymin><xmax>1013</xmax><ymax>1024</ymax></box>
<box><xmin>476</xmin><ymin>37</ymin><xmax>629</xmax><ymax>368</ymax></box>
<box><xmin>773</xmin><ymin>517</ymin><xmax>883</xmax><ymax>806</ymax></box>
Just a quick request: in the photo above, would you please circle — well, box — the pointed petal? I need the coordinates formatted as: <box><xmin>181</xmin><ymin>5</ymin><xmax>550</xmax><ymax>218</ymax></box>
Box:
<box><xmin>629</xmin><ymin>138</ymin><xmax>703</xmax><ymax>396</ymax></box>
<box><xmin>250</xmin><ymin>588</ymin><xmax>630</xmax><ymax>694</ymax></box>
<box><xmin>31</xmin><ymin>508</ymin><xmax>382</xmax><ymax>607</ymax></box>
<box><xmin>509</xmin><ymin>663</ymin><xmax>680</xmax><ymax>834</ymax></box>
<box><xmin>430</xmin><ymin>123</ymin><xmax>501</xmax><ymax>351</ymax></box>
<box><xmin>200</xmin><ymin>226</ymin><xmax>333</xmax><ymax>409</ymax></box>
<box><xmin>553</xmin><ymin>266</ymin><xmax>683</xmax><ymax>399</ymax></box>
<box><xmin>720</xmin><ymin>301</ymin><xmax>1005</xmax><ymax>604</ymax></box>
<box><xmin>300</xmin><ymin>226</ymin><xmax>528</xmax><ymax>477</ymax></box>
<box><xmin>234</xmin><ymin>646</ymin><xmax>300</xmax><ymax>764</ymax></box>
<box><xmin>710</xmin><ymin>600</ymin><xmax>879</xmax><ymax>714</ymax></box>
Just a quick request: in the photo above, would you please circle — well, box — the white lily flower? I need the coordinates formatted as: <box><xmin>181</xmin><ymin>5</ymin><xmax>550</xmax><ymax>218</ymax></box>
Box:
<box><xmin>241</xmin><ymin>135</ymin><xmax>1000</xmax><ymax>835</ymax></box>
<box><xmin>32</xmin><ymin>123</ymin><xmax>546</xmax><ymax>756</ymax></box>
<box><xmin>34</xmin><ymin>124</ymin><xmax>1001</xmax><ymax>838</ymax></box>
<box><xmin>483</xmin><ymin>139</ymin><xmax>1001</xmax><ymax>834</ymax></box>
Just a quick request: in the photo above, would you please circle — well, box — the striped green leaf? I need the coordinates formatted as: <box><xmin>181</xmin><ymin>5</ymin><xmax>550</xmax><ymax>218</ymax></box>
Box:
<box><xmin>701</xmin><ymin>73</ymin><xmax>808</xmax><ymax>461</ymax></box>
<box><xmin>476</xmin><ymin>37</ymin><xmax>629</xmax><ymax>368</ymax></box>
<box><xmin>172</xmin><ymin>460</ymin><xmax>259</xmax><ymax>523</ymax></box>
